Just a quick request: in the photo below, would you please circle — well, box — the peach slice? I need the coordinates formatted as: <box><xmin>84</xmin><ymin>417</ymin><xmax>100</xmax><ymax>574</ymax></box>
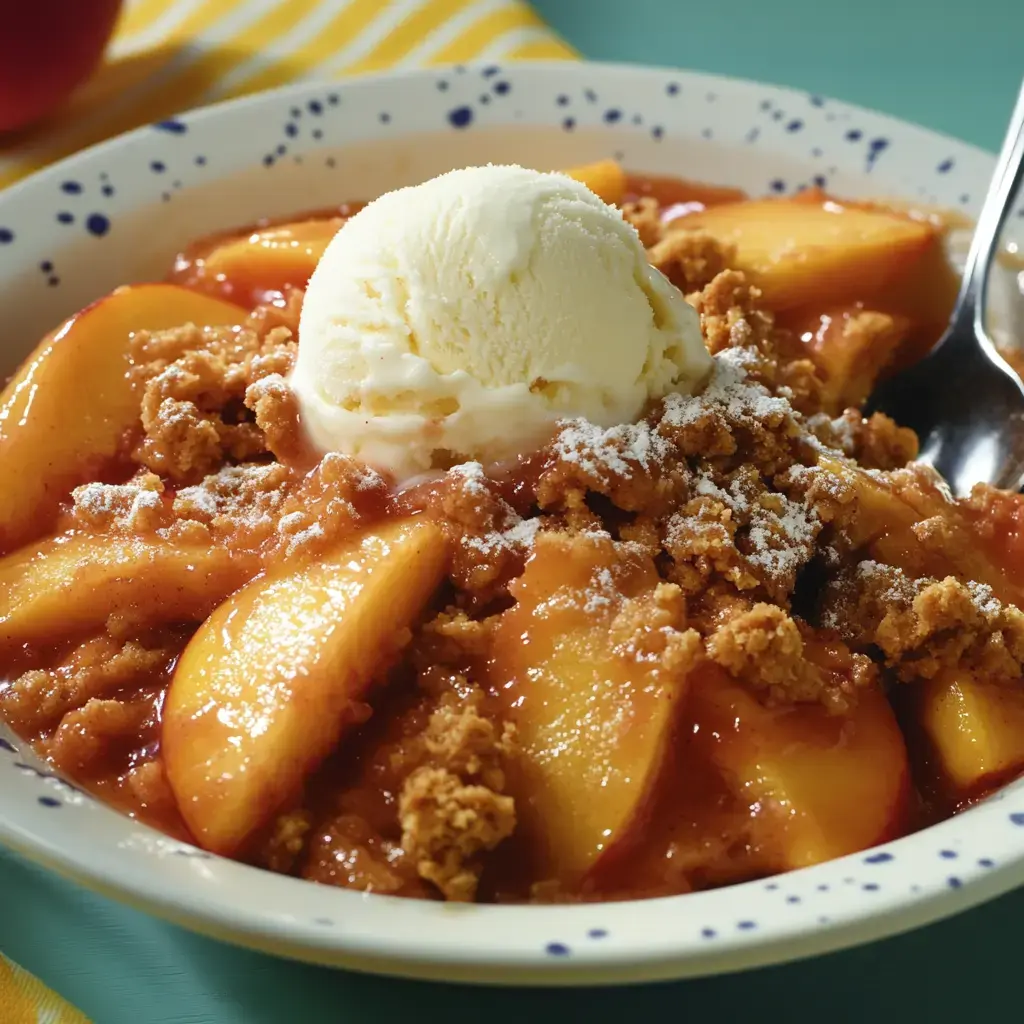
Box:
<box><xmin>490</xmin><ymin>531</ymin><xmax>693</xmax><ymax>885</ymax></box>
<box><xmin>170</xmin><ymin>217</ymin><xmax>345</xmax><ymax>306</ymax></box>
<box><xmin>689</xmin><ymin>667</ymin><xmax>910</xmax><ymax>869</ymax></box>
<box><xmin>625</xmin><ymin>173</ymin><xmax>748</xmax><ymax>212</ymax></box>
<box><xmin>171</xmin><ymin>162</ymin><xmax>629</xmax><ymax>308</ymax></box>
<box><xmin>561</xmin><ymin>159</ymin><xmax>627</xmax><ymax>206</ymax></box>
<box><xmin>0</xmin><ymin>530</ymin><xmax>252</xmax><ymax>650</ymax></box>
<box><xmin>788</xmin><ymin>306</ymin><xmax>909</xmax><ymax>414</ymax></box>
<box><xmin>680</xmin><ymin>197</ymin><xmax>936</xmax><ymax>311</ymax></box>
<box><xmin>0</xmin><ymin>284</ymin><xmax>245</xmax><ymax>554</ymax></box>
<box><xmin>163</xmin><ymin>519</ymin><xmax>448</xmax><ymax>857</ymax></box>
<box><xmin>813</xmin><ymin>454</ymin><xmax>1023</xmax><ymax>602</ymax></box>
<box><xmin>916</xmin><ymin>669</ymin><xmax>1024</xmax><ymax>800</ymax></box>
<box><xmin>823</xmin><ymin>454</ymin><xmax>1024</xmax><ymax>608</ymax></box>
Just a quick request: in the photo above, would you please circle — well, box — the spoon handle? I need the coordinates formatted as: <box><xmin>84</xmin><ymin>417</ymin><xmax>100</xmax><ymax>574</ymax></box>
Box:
<box><xmin>950</xmin><ymin>78</ymin><xmax>1024</xmax><ymax>340</ymax></box>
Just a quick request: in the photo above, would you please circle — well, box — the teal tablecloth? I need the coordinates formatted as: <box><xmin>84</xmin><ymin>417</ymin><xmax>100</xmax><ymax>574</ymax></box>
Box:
<box><xmin>3</xmin><ymin>1</ymin><xmax>1023</xmax><ymax>1020</ymax></box>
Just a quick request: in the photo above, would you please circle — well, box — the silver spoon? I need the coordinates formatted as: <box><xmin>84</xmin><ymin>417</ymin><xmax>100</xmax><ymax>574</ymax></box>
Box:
<box><xmin>866</xmin><ymin>78</ymin><xmax>1024</xmax><ymax>498</ymax></box>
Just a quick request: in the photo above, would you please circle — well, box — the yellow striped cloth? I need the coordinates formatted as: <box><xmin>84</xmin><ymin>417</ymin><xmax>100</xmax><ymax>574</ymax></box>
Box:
<box><xmin>1</xmin><ymin>954</ymin><xmax>91</xmax><ymax>1024</ymax></box>
<box><xmin>0</xmin><ymin>0</ymin><xmax>576</xmax><ymax>189</ymax></box>
<box><xmin>0</xmin><ymin>2</ymin><xmax>573</xmax><ymax>1020</ymax></box>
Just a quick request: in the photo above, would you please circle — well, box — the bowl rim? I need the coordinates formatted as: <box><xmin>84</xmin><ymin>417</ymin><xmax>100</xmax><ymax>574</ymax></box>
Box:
<box><xmin>1</xmin><ymin>59</ymin><xmax>1021</xmax><ymax>986</ymax></box>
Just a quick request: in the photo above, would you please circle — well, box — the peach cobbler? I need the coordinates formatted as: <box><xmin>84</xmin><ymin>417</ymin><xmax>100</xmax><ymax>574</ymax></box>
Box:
<box><xmin>2</xmin><ymin>158</ymin><xmax>1024</xmax><ymax>905</ymax></box>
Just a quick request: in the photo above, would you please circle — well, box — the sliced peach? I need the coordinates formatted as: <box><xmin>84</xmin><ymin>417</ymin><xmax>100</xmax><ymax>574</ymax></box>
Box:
<box><xmin>680</xmin><ymin>197</ymin><xmax>937</xmax><ymax>311</ymax></box>
<box><xmin>788</xmin><ymin>306</ymin><xmax>909</xmax><ymax>413</ymax></box>
<box><xmin>916</xmin><ymin>669</ymin><xmax>1024</xmax><ymax>800</ymax></box>
<box><xmin>0</xmin><ymin>530</ymin><xmax>253</xmax><ymax>649</ymax></box>
<box><xmin>812</xmin><ymin>454</ymin><xmax>1024</xmax><ymax>604</ymax></box>
<box><xmin>171</xmin><ymin>160</ymin><xmax>628</xmax><ymax>306</ymax></box>
<box><xmin>689</xmin><ymin>666</ymin><xmax>910</xmax><ymax>869</ymax></box>
<box><xmin>489</xmin><ymin>531</ymin><xmax>692</xmax><ymax>886</ymax></box>
<box><xmin>781</xmin><ymin>241</ymin><xmax>958</xmax><ymax>377</ymax></box>
<box><xmin>624</xmin><ymin>172</ymin><xmax>748</xmax><ymax>211</ymax></box>
<box><xmin>0</xmin><ymin>284</ymin><xmax>245</xmax><ymax>554</ymax></box>
<box><xmin>870</xmin><ymin>239</ymin><xmax>961</xmax><ymax>366</ymax></box>
<box><xmin>561</xmin><ymin>159</ymin><xmax>627</xmax><ymax>206</ymax></box>
<box><xmin>835</xmin><ymin>456</ymin><xmax>1024</xmax><ymax>607</ymax></box>
<box><xmin>815</xmin><ymin>454</ymin><xmax>924</xmax><ymax>551</ymax></box>
<box><xmin>163</xmin><ymin>519</ymin><xmax>448</xmax><ymax>857</ymax></box>
<box><xmin>170</xmin><ymin>217</ymin><xmax>344</xmax><ymax>306</ymax></box>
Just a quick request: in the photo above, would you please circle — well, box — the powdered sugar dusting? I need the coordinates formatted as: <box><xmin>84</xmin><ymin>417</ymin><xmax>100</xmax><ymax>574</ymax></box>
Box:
<box><xmin>686</xmin><ymin>467</ymin><xmax>819</xmax><ymax>588</ymax></box>
<box><xmin>820</xmin><ymin>561</ymin><xmax>920</xmax><ymax>633</ymax></box>
<box><xmin>283</xmin><ymin>521</ymin><xmax>325</xmax><ymax>556</ymax></box>
<box><xmin>661</xmin><ymin>352</ymin><xmax>792</xmax><ymax>430</ymax></box>
<box><xmin>72</xmin><ymin>477</ymin><xmax>165</xmax><ymax>530</ymax></box>
<box><xmin>450</xmin><ymin>461</ymin><xmax>491</xmax><ymax>498</ymax></box>
<box><xmin>463</xmin><ymin>516</ymin><xmax>541</xmax><ymax>557</ymax></box>
<box><xmin>967</xmin><ymin>580</ymin><xmax>1003</xmax><ymax>618</ymax></box>
<box><xmin>173</xmin><ymin>463</ymin><xmax>288</xmax><ymax>529</ymax></box>
<box><xmin>553</xmin><ymin>418</ymin><xmax>672</xmax><ymax>479</ymax></box>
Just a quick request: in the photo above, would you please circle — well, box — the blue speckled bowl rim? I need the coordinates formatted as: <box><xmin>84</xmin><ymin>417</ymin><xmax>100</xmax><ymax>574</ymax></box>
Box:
<box><xmin>0</xmin><ymin>61</ymin><xmax>1022</xmax><ymax>986</ymax></box>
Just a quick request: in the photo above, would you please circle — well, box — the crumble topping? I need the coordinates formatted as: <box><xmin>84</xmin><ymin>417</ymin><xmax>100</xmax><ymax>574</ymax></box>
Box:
<box><xmin>808</xmin><ymin>409</ymin><xmax>918</xmax><ymax>470</ymax></box>
<box><xmin>130</xmin><ymin>292</ymin><xmax>300</xmax><ymax>483</ymax></box>
<box><xmin>647</xmin><ymin>228</ymin><xmax>736</xmax><ymax>294</ymax></box>
<box><xmin>707</xmin><ymin>603</ymin><xmax>875</xmax><ymax>710</ymax></box>
<box><xmin>622</xmin><ymin>198</ymin><xmax>737</xmax><ymax>293</ymax></box>
<box><xmin>399</xmin><ymin>767</ymin><xmax>515</xmax><ymax>902</ymax></box>
<box><xmin>72</xmin><ymin>474</ymin><xmax>168</xmax><ymax>533</ymax></box>
<box><xmin>0</xmin><ymin>633</ymin><xmax>175</xmax><ymax>739</ymax></box>
<box><xmin>821</xmin><ymin>561</ymin><xmax>1024</xmax><ymax>684</ymax></box>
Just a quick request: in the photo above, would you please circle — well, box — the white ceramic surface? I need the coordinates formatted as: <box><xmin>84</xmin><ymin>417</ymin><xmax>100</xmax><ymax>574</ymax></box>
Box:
<box><xmin>1</xmin><ymin>62</ymin><xmax>1023</xmax><ymax>986</ymax></box>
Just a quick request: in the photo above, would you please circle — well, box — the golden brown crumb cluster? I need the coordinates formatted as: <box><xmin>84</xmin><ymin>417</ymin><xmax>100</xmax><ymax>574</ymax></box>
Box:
<box><xmin>623</xmin><ymin>198</ymin><xmax>736</xmax><ymax>294</ymax></box>
<box><xmin>130</xmin><ymin>292</ymin><xmax>300</xmax><ymax>482</ymax></box>
<box><xmin>822</xmin><ymin>562</ymin><xmax>1024</xmax><ymax>684</ymax></box>
<box><xmin>398</xmin><ymin>692</ymin><xmax>517</xmax><ymax>901</ymax></box>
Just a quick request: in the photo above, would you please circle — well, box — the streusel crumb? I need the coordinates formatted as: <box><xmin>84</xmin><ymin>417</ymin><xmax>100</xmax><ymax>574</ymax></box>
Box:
<box><xmin>0</xmin><ymin>635</ymin><xmax>173</xmax><ymax>738</ymax></box>
<box><xmin>822</xmin><ymin>561</ymin><xmax>1024</xmax><ymax>683</ymax></box>
<box><xmin>621</xmin><ymin>196</ymin><xmax>663</xmax><ymax>248</ymax></box>
<box><xmin>257</xmin><ymin>810</ymin><xmax>312</xmax><ymax>874</ymax></box>
<box><xmin>708</xmin><ymin>603</ymin><xmax>873</xmax><ymax>709</ymax></box>
<box><xmin>399</xmin><ymin>766</ymin><xmax>515</xmax><ymax>902</ymax></box>
<box><xmin>647</xmin><ymin>228</ymin><xmax>736</xmax><ymax>294</ymax></box>
<box><xmin>809</xmin><ymin>410</ymin><xmax>918</xmax><ymax>470</ymax></box>
<box><xmin>131</xmin><ymin>293</ymin><xmax>300</xmax><ymax>482</ymax></box>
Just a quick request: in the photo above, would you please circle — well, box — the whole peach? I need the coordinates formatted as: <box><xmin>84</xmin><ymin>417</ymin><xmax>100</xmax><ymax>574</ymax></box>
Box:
<box><xmin>0</xmin><ymin>0</ymin><xmax>123</xmax><ymax>133</ymax></box>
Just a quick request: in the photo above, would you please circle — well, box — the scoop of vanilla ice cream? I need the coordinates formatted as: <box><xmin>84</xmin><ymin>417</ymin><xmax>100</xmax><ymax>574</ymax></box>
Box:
<box><xmin>291</xmin><ymin>164</ymin><xmax>711</xmax><ymax>480</ymax></box>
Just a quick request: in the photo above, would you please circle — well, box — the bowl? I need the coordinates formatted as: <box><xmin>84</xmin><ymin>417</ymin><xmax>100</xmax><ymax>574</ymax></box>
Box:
<box><xmin>1</xmin><ymin>61</ymin><xmax>1023</xmax><ymax>986</ymax></box>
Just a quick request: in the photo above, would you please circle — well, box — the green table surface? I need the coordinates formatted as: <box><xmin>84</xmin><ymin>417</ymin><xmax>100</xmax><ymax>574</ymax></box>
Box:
<box><xmin>3</xmin><ymin>2</ymin><xmax>1024</xmax><ymax>1021</ymax></box>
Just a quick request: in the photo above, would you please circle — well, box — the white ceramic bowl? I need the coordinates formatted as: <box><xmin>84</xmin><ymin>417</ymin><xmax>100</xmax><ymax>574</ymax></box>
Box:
<box><xmin>1</xmin><ymin>62</ymin><xmax>1023</xmax><ymax>986</ymax></box>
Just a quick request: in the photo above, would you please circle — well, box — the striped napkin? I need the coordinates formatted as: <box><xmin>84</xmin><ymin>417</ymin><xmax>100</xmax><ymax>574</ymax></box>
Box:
<box><xmin>1</xmin><ymin>954</ymin><xmax>91</xmax><ymax>1024</ymax></box>
<box><xmin>0</xmin><ymin>2</ymin><xmax>573</xmax><ymax>1020</ymax></box>
<box><xmin>0</xmin><ymin>0</ymin><xmax>576</xmax><ymax>188</ymax></box>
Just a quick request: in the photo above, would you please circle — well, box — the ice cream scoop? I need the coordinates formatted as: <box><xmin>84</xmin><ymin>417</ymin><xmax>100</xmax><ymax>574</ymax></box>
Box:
<box><xmin>291</xmin><ymin>164</ymin><xmax>711</xmax><ymax>480</ymax></box>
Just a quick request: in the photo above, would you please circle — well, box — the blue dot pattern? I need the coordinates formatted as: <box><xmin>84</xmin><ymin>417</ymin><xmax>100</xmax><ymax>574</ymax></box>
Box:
<box><xmin>2</xmin><ymin>77</ymin><xmax>1023</xmax><ymax>966</ymax></box>
<box><xmin>86</xmin><ymin>214</ymin><xmax>110</xmax><ymax>237</ymax></box>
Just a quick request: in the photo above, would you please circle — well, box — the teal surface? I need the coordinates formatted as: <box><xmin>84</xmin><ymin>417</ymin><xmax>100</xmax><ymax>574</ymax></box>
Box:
<box><xmin>4</xmin><ymin>2</ymin><xmax>1024</xmax><ymax>1021</ymax></box>
<box><xmin>536</xmin><ymin>0</ymin><xmax>1023</xmax><ymax>152</ymax></box>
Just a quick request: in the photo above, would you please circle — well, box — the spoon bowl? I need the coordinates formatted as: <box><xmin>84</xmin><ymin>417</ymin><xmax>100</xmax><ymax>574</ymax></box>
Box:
<box><xmin>867</xmin><ymin>79</ymin><xmax>1024</xmax><ymax>496</ymax></box>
